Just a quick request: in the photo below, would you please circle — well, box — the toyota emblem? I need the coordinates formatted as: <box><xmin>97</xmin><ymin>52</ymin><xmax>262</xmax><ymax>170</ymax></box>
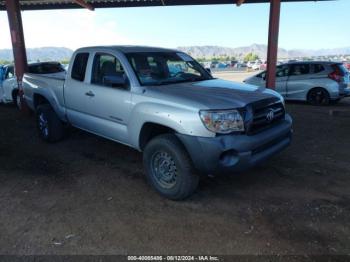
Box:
<box><xmin>266</xmin><ymin>110</ymin><xmax>275</xmax><ymax>122</ymax></box>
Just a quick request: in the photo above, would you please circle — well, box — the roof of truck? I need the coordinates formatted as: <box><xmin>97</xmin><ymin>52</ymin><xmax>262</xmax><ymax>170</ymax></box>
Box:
<box><xmin>76</xmin><ymin>45</ymin><xmax>180</xmax><ymax>54</ymax></box>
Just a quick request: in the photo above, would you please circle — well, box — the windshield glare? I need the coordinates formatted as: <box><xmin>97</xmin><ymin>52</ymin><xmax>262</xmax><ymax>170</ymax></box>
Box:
<box><xmin>126</xmin><ymin>52</ymin><xmax>212</xmax><ymax>86</ymax></box>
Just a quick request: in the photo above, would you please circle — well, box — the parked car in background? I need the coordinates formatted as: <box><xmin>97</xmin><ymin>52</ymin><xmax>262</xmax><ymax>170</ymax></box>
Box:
<box><xmin>234</xmin><ymin>62</ymin><xmax>247</xmax><ymax>69</ymax></box>
<box><xmin>343</xmin><ymin>62</ymin><xmax>350</xmax><ymax>71</ymax></box>
<box><xmin>62</xmin><ymin>63</ymin><xmax>69</xmax><ymax>71</ymax></box>
<box><xmin>216</xmin><ymin>62</ymin><xmax>227</xmax><ymax>69</ymax></box>
<box><xmin>252</xmin><ymin>61</ymin><xmax>262</xmax><ymax>71</ymax></box>
<box><xmin>0</xmin><ymin>62</ymin><xmax>66</xmax><ymax>109</ymax></box>
<box><xmin>230</xmin><ymin>60</ymin><xmax>238</xmax><ymax>67</ymax></box>
<box><xmin>247</xmin><ymin>61</ymin><xmax>255</xmax><ymax>68</ymax></box>
<box><xmin>210</xmin><ymin>61</ymin><xmax>219</xmax><ymax>68</ymax></box>
<box><xmin>0</xmin><ymin>65</ymin><xmax>16</xmax><ymax>104</ymax></box>
<box><xmin>244</xmin><ymin>61</ymin><xmax>350</xmax><ymax>105</ymax></box>
<box><xmin>22</xmin><ymin>45</ymin><xmax>292</xmax><ymax>200</ymax></box>
<box><xmin>259</xmin><ymin>61</ymin><xmax>267</xmax><ymax>71</ymax></box>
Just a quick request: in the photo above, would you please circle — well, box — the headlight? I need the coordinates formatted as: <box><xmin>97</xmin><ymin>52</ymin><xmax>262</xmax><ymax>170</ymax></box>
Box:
<box><xmin>199</xmin><ymin>109</ymin><xmax>245</xmax><ymax>134</ymax></box>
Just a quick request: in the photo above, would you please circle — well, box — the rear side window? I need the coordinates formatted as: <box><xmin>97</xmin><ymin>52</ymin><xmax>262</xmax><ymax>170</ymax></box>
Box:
<box><xmin>289</xmin><ymin>64</ymin><xmax>310</xmax><ymax>76</ymax></box>
<box><xmin>314</xmin><ymin>64</ymin><xmax>325</xmax><ymax>74</ymax></box>
<box><xmin>71</xmin><ymin>53</ymin><xmax>89</xmax><ymax>81</ymax></box>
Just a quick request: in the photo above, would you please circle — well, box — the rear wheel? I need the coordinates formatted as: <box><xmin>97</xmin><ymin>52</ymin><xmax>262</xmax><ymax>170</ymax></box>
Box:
<box><xmin>36</xmin><ymin>104</ymin><xmax>64</xmax><ymax>142</ymax></box>
<box><xmin>143</xmin><ymin>134</ymin><xmax>199</xmax><ymax>200</ymax></box>
<box><xmin>307</xmin><ymin>88</ymin><xmax>330</xmax><ymax>106</ymax></box>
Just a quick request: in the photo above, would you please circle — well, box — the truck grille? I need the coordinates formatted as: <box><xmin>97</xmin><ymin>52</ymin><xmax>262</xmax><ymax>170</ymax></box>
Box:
<box><xmin>247</xmin><ymin>101</ymin><xmax>285</xmax><ymax>135</ymax></box>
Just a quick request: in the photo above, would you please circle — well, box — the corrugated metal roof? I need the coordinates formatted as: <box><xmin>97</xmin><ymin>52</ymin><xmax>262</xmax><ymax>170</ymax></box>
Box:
<box><xmin>0</xmin><ymin>0</ymin><xmax>331</xmax><ymax>11</ymax></box>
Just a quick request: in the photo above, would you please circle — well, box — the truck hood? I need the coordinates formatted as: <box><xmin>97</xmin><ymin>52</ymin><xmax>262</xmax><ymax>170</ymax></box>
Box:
<box><xmin>147</xmin><ymin>79</ymin><xmax>282</xmax><ymax>110</ymax></box>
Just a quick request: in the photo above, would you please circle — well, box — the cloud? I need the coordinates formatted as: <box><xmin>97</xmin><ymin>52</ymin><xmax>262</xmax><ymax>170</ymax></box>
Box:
<box><xmin>0</xmin><ymin>9</ymin><xmax>134</xmax><ymax>50</ymax></box>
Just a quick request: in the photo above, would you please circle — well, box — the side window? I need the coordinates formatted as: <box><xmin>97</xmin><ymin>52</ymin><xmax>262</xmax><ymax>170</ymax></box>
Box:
<box><xmin>290</xmin><ymin>64</ymin><xmax>310</xmax><ymax>76</ymax></box>
<box><xmin>276</xmin><ymin>65</ymin><xmax>289</xmax><ymax>78</ymax></box>
<box><xmin>91</xmin><ymin>53</ymin><xmax>127</xmax><ymax>88</ymax></box>
<box><xmin>71</xmin><ymin>53</ymin><xmax>89</xmax><ymax>82</ymax></box>
<box><xmin>314</xmin><ymin>64</ymin><xmax>325</xmax><ymax>74</ymax></box>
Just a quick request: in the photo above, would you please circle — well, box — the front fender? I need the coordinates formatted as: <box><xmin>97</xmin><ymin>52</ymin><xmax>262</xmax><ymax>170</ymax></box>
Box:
<box><xmin>127</xmin><ymin>102</ymin><xmax>214</xmax><ymax>149</ymax></box>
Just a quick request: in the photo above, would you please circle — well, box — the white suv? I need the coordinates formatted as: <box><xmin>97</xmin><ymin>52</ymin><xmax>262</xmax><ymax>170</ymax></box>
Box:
<box><xmin>244</xmin><ymin>61</ymin><xmax>350</xmax><ymax>105</ymax></box>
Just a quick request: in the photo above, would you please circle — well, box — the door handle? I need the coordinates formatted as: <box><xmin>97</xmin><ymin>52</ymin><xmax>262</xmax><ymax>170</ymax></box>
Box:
<box><xmin>85</xmin><ymin>91</ymin><xmax>95</xmax><ymax>97</ymax></box>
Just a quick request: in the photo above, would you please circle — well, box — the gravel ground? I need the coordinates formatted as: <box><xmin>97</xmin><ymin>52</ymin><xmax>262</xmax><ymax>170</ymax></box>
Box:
<box><xmin>0</xmin><ymin>98</ymin><xmax>350</xmax><ymax>256</ymax></box>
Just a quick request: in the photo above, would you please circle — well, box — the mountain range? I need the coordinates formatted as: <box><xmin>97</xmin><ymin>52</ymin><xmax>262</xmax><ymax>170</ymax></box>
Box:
<box><xmin>178</xmin><ymin>44</ymin><xmax>350</xmax><ymax>60</ymax></box>
<box><xmin>0</xmin><ymin>47</ymin><xmax>73</xmax><ymax>62</ymax></box>
<box><xmin>0</xmin><ymin>44</ymin><xmax>349</xmax><ymax>62</ymax></box>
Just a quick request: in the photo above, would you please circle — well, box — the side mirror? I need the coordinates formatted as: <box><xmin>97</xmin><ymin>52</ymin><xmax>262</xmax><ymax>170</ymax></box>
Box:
<box><xmin>103</xmin><ymin>75</ymin><xmax>128</xmax><ymax>88</ymax></box>
<box><xmin>205</xmin><ymin>68</ymin><xmax>212</xmax><ymax>75</ymax></box>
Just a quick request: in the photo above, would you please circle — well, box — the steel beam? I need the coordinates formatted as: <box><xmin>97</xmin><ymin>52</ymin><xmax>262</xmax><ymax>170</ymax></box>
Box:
<box><xmin>236</xmin><ymin>0</ymin><xmax>246</xmax><ymax>6</ymax></box>
<box><xmin>5</xmin><ymin>0</ymin><xmax>28</xmax><ymax>111</ymax></box>
<box><xmin>73</xmin><ymin>0</ymin><xmax>94</xmax><ymax>11</ymax></box>
<box><xmin>266</xmin><ymin>0</ymin><xmax>281</xmax><ymax>89</ymax></box>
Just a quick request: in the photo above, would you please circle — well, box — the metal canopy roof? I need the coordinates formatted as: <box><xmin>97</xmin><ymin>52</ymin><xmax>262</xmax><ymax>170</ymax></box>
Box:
<box><xmin>0</xmin><ymin>0</ymin><xmax>330</xmax><ymax>11</ymax></box>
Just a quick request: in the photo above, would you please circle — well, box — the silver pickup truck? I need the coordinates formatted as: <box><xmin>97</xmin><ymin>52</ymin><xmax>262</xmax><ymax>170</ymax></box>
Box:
<box><xmin>23</xmin><ymin>46</ymin><xmax>292</xmax><ymax>200</ymax></box>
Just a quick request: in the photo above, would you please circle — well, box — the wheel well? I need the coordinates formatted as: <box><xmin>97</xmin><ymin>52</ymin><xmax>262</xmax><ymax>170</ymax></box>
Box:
<box><xmin>139</xmin><ymin>123</ymin><xmax>175</xmax><ymax>150</ymax></box>
<box><xmin>33</xmin><ymin>94</ymin><xmax>50</xmax><ymax>109</ymax></box>
<box><xmin>307</xmin><ymin>87</ymin><xmax>329</xmax><ymax>100</ymax></box>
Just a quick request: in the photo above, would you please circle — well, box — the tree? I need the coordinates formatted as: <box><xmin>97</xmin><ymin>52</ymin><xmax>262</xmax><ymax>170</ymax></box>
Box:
<box><xmin>244</xmin><ymin>53</ymin><xmax>260</xmax><ymax>62</ymax></box>
<box><xmin>0</xmin><ymin>59</ymin><xmax>12</xmax><ymax>65</ymax></box>
<box><xmin>59</xmin><ymin>59</ymin><xmax>71</xmax><ymax>65</ymax></box>
<box><xmin>230</xmin><ymin>56</ymin><xmax>237</xmax><ymax>62</ymax></box>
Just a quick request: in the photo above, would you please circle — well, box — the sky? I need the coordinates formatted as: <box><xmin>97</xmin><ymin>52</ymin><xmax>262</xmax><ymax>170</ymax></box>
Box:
<box><xmin>0</xmin><ymin>0</ymin><xmax>349</xmax><ymax>51</ymax></box>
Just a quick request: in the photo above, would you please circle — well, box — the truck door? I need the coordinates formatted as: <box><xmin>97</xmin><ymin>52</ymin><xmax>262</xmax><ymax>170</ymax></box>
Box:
<box><xmin>78</xmin><ymin>52</ymin><xmax>132</xmax><ymax>144</ymax></box>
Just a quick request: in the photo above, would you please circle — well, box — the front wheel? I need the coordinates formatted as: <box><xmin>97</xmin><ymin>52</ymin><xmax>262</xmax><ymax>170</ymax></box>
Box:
<box><xmin>307</xmin><ymin>88</ymin><xmax>330</xmax><ymax>106</ymax></box>
<box><xmin>36</xmin><ymin>104</ymin><xmax>64</xmax><ymax>143</ymax></box>
<box><xmin>143</xmin><ymin>134</ymin><xmax>199</xmax><ymax>200</ymax></box>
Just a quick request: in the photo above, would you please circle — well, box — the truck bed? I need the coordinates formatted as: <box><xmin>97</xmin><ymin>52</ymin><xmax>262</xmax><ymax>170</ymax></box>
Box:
<box><xmin>23</xmin><ymin>72</ymin><xmax>66</xmax><ymax>114</ymax></box>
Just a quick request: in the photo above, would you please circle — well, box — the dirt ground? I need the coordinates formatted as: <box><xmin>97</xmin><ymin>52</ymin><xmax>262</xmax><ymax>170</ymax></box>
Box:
<box><xmin>0</xmin><ymin>97</ymin><xmax>350</xmax><ymax>256</ymax></box>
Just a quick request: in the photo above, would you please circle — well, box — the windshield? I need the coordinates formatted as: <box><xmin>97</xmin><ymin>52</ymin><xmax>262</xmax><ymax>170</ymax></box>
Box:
<box><xmin>126</xmin><ymin>52</ymin><xmax>213</xmax><ymax>86</ymax></box>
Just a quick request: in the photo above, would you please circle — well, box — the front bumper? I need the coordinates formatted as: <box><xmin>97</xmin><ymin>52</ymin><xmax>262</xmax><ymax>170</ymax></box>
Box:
<box><xmin>176</xmin><ymin>114</ymin><xmax>292</xmax><ymax>174</ymax></box>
